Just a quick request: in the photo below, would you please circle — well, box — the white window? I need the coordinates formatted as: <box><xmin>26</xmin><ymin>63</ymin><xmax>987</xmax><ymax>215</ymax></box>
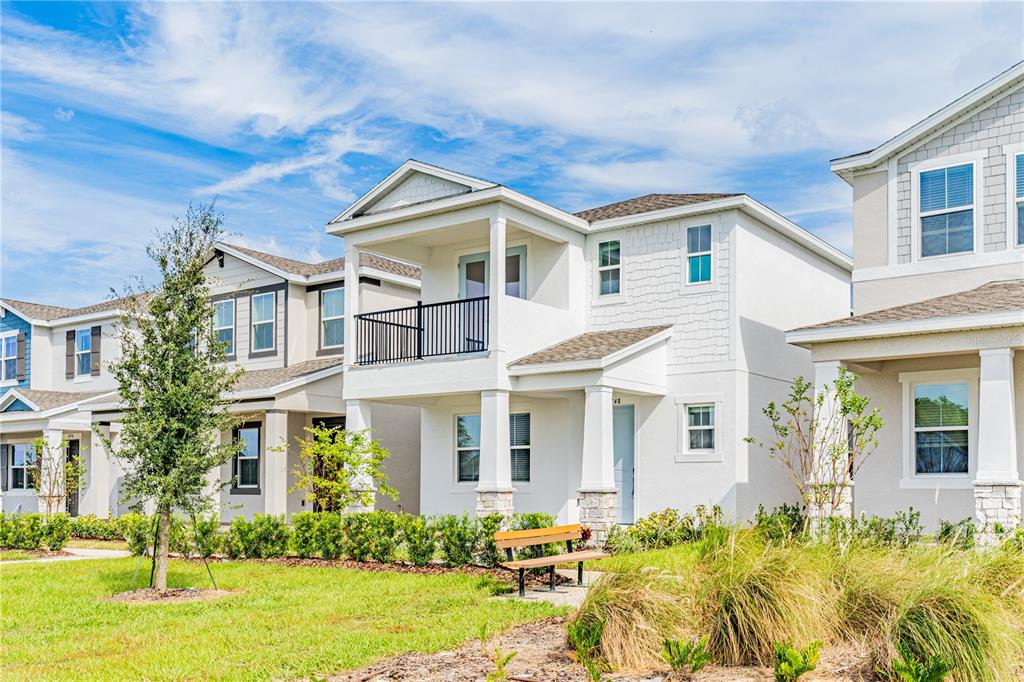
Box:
<box><xmin>214</xmin><ymin>300</ymin><xmax>235</xmax><ymax>355</ymax></box>
<box><xmin>456</xmin><ymin>414</ymin><xmax>480</xmax><ymax>482</ymax></box>
<box><xmin>10</xmin><ymin>444</ymin><xmax>36</xmax><ymax>490</ymax></box>
<box><xmin>455</xmin><ymin>413</ymin><xmax>531</xmax><ymax>483</ymax></box>
<box><xmin>686</xmin><ymin>225</ymin><xmax>712</xmax><ymax>284</ymax></box>
<box><xmin>917</xmin><ymin>162</ymin><xmax>974</xmax><ymax>258</ymax></box>
<box><xmin>510</xmin><ymin>413</ymin><xmax>530</xmax><ymax>483</ymax></box>
<box><xmin>320</xmin><ymin>287</ymin><xmax>344</xmax><ymax>349</ymax></box>
<box><xmin>75</xmin><ymin>328</ymin><xmax>91</xmax><ymax>376</ymax></box>
<box><xmin>1</xmin><ymin>333</ymin><xmax>16</xmax><ymax>383</ymax></box>
<box><xmin>686</xmin><ymin>405</ymin><xmax>715</xmax><ymax>450</ymax></box>
<box><xmin>1014</xmin><ymin>153</ymin><xmax>1024</xmax><ymax>246</ymax></box>
<box><xmin>250</xmin><ymin>292</ymin><xmax>276</xmax><ymax>352</ymax></box>
<box><xmin>597</xmin><ymin>240</ymin><xmax>621</xmax><ymax>296</ymax></box>
<box><xmin>912</xmin><ymin>382</ymin><xmax>969</xmax><ymax>475</ymax></box>
<box><xmin>235</xmin><ymin>425</ymin><xmax>260</xmax><ymax>488</ymax></box>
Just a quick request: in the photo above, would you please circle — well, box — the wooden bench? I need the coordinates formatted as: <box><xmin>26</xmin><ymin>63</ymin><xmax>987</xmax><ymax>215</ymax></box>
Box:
<box><xmin>494</xmin><ymin>523</ymin><xmax>609</xmax><ymax>597</ymax></box>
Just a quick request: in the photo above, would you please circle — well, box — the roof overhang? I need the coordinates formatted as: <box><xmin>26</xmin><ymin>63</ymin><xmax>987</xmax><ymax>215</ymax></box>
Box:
<box><xmin>786</xmin><ymin>309</ymin><xmax>1024</xmax><ymax>346</ymax></box>
<box><xmin>830</xmin><ymin>61</ymin><xmax>1024</xmax><ymax>181</ymax></box>
<box><xmin>508</xmin><ymin>327</ymin><xmax>673</xmax><ymax>376</ymax></box>
<box><xmin>0</xmin><ymin>300</ymin><xmax>122</xmax><ymax>328</ymax></box>
<box><xmin>0</xmin><ymin>389</ymin><xmax>118</xmax><ymax>421</ymax></box>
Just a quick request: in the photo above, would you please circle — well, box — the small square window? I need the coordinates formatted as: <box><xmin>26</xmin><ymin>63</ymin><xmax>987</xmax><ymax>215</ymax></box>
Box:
<box><xmin>686</xmin><ymin>404</ymin><xmax>715</xmax><ymax>451</ymax></box>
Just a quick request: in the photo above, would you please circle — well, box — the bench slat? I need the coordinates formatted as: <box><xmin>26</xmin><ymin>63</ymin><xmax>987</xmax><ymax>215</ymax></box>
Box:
<box><xmin>501</xmin><ymin>550</ymin><xmax>609</xmax><ymax>570</ymax></box>
<box><xmin>494</xmin><ymin>523</ymin><xmax>582</xmax><ymax>549</ymax></box>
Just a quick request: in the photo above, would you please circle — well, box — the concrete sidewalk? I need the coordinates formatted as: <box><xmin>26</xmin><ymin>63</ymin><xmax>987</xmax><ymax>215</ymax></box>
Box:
<box><xmin>494</xmin><ymin>568</ymin><xmax>604</xmax><ymax>608</ymax></box>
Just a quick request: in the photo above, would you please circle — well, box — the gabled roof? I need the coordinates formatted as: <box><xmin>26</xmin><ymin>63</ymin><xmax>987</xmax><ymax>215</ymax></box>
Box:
<box><xmin>0</xmin><ymin>389</ymin><xmax>114</xmax><ymax>414</ymax></box>
<box><xmin>787</xmin><ymin>279</ymin><xmax>1024</xmax><ymax>344</ymax></box>
<box><xmin>0</xmin><ymin>295</ymin><xmax>139</xmax><ymax>325</ymax></box>
<box><xmin>329</xmin><ymin>159</ymin><xmax>497</xmax><ymax>225</ymax></box>
<box><xmin>216</xmin><ymin>243</ymin><xmax>421</xmax><ymax>283</ymax></box>
<box><xmin>831</xmin><ymin>61</ymin><xmax>1024</xmax><ymax>178</ymax></box>
<box><xmin>509</xmin><ymin>325</ymin><xmax>672</xmax><ymax>367</ymax></box>
<box><xmin>575</xmin><ymin>193</ymin><xmax>740</xmax><ymax>222</ymax></box>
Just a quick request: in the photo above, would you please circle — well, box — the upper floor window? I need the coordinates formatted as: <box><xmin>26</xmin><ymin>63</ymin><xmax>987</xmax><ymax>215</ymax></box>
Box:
<box><xmin>918</xmin><ymin>163</ymin><xmax>973</xmax><ymax>258</ymax></box>
<box><xmin>1</xmin><ymin>334</ymin><xmax>16</xmax><ymax>383</ymax></box>
<box><xmin>598</xmin><ymin>240</ymin><xmax>621</xmax><ymax>295</ymax></box>
<box><xmin>250</xmin><ymin>292</ymin><xmax>276</xmax><ymax>353</ymax></box>
<box><xmin>9</xmin><ymin>443</ymin><xmax>36</xmax><ymax>490</ymax></box>
<box><xmin>1014</xmin><ymin>153</ymin><xmax>1023</xmax><ymax>246</ymax></box>
<box><xmin>686</xmin><ymin>225</ymin><xmax>712</xmax><ymax>284</ymax></box>
<box><xmin>913</xmin><ymin>381</ymin><xmax>969</xmax><ymax>475</ymax></box>
<box><xmin>320</xmin><ymin>287</ymin><xmax>344</xmax><ymax>349</ymax></box>
<box><xmin>214</xmin><ymin>299</ymin><xmax>235</xmax><ymax>356</ymax></box>
<box><xmin>75</xmin><ymin>328</ymin><xmax>92</xmax><ymax>376</ymax></box>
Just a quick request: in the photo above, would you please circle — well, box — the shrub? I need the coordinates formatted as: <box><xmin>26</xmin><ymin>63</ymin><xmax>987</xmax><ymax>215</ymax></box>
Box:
<box><xmin>936</xmin><ymin>519</ymin><xmax>974</xmax><ymax>550</ymax></box>
<box><xmin>43</xmin><ymin>513</ymin><xmax>71</xmax><ymax>550</ymax></box>
<box><xmin>773</xmin><ymin>640</ymin><xmax>820</xmax><ymax>682</ymax></box>
<box><xmin>291</xmin><ymin>512</ymin><xmax>318</xmax><ymax>559</ymax></box>
<box><xmin>755</xmin><ymin>504</ymin><xmax>805</xmax><ymax>543</ymax></box>
<box><xmin>118</xmin><ymin>513</ymin><xmax>152</xmax><ymax>556</ymax></box>
<box><xmin>606</xmin><ymin>506</ymin><xmax>725</xmax><ymax>553</ymax></box>
<box><xmin>435</xmin><ymin>514</ymin><xmax>478</xmax><ymax>566</ymax></box>
<box><xmin>477</xmin><ymin>513</ymin><xmax>505</xmax><ymax>568</ymax></box>
<box><xmin>342</xmin><ymin>511</ymin><xmax>398</xmax><ymax>562</ymax></box>
<box><xmin>190</xmin><ymin>515</ymin><xmax>222</xmax><ymax>559</ymax></box>
<box><xmin>68</xmin><ymin>514</ymin><xmax>119</xmax><ymax>541</ymax></box>
<box><xmin>662</xmin><ymin>635</ymin><xmax>712</xmax><ymax>674</ymax></box>
<box><xmin>314</xmin><ymin>512</ymin><xmax>344</xmax><ymax>560</ymax></box>
<box><xmin>168</xmin><ymin>515</ymin><xmax>192</xmax><ymax>559</ymax></box>
<box><xmin>250</xmin><ymin>514</ymin><xmax>291</xmax><ymax>558</ymax></box>
<box><xmin>0</xmin><ymin>513</ymin><xmax>45</xmax><ymax>549</ymax></box>
<box><xmin>566</xmin><ymin>614</ymin><xmax>607</xmax><ymax>682</ymax></box>
<box><xmin>402</xmin><ymin>515</ymin><xmax>436</xmax><ymax>566</ymax></box>
<box><xmin>891</xmin><ymin>644</ymin><xmax>952</xmax><ymax>682</ymax></box>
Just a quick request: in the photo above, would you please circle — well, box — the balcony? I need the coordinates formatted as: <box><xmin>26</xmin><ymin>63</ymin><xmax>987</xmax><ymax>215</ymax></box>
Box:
<box><xmin>355</xmin><ymin>296</ymin><xmax>489</xmax><ymax>365</ymax></box>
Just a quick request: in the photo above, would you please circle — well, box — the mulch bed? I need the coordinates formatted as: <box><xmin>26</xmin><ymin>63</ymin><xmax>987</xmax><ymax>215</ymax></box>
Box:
<box><xmin>329</xmin><ymin>617</ymin><xmax>875</xmax><ymax>682</ymax></box>
<box><xmin>108</xmin><ymin>588</ymin><xmax>235</xmax><ymax>604</ymax></box>
<box><xmin>185</xmin><ymin>555</ymin><xmax>573</xmax><ymax>590</ymax></box>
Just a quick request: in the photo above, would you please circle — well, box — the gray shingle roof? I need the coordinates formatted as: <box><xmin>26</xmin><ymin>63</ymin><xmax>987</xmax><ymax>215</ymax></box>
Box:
<box><xmin>6</xmin><ymin>389</ymin><xmax>112</xmax><ymax>412</ymax></box>
<box><xmin>574</xmin><ymin>193</ymin><xmax>740</xmax><ymax>222</ymax></box>
<box><xmin>221</xmin><ymin>243</ymin><xmax>421</xmax><ymax>281</ymax></box>
<box><xmin>795</xmin><ymin>279</ymin><xmax>1024</xmax><ymax>332</ymax></box>
<box><xmin>233</xmin><ymin>358</ymin><xmax>344</xmax><ymax>392</ymax></box>
<box><xmin>510</xmin><ymin>325</ymin><xmax>672</xmax><ymax>367</ymax></box>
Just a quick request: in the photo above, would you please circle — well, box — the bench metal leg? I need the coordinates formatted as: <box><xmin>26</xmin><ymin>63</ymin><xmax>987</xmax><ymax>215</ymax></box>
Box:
<box><xmin>549</xmin><ymin>565</ymin><xmax>556</xmax><ymax>591</ymax></box>
<box><xmin>518</xmin><ymin>568</ymin><xmax>525</xmax><ymax>598</ymax></box>
<box><xmin>578</xmin><ymin>561</ymin><xmax>584</xmax><ymax>586</ymax></box>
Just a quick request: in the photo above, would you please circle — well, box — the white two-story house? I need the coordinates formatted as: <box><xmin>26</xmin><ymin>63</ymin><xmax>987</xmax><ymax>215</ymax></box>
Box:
<box><xmin>788</xmin><ymin>63</ymin><xmax>1024</xmax><ymax>535</ymax></box>
<box><xmin>328</xmin><ymin>160</ymin><xmax>851</xmax><ymax>540</ymax></box>
<box><xmin>0</xmin><ymin>243</ymin><xmax>423</xmax><ymax>519</ymax></box>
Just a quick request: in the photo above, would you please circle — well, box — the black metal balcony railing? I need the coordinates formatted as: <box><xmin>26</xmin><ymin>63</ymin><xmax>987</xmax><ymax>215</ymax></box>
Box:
<box><xmin>354</xmin><ymin>296</ymin><xmax>489</xmax><ymax>365</ymax></box>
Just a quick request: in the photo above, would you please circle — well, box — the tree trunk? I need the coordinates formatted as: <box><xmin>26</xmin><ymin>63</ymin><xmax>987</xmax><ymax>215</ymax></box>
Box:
<box><xmin>154</xmin><ymin>505</ymin><xmax>171</xmax><ymax>590</ymax></box>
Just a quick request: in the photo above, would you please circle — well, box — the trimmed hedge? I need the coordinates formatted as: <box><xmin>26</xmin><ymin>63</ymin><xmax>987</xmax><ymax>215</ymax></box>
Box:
<box><xmin>0</xmin><ymin>512</ymin><xmax>72</xmax><ymax>550</ymax></box>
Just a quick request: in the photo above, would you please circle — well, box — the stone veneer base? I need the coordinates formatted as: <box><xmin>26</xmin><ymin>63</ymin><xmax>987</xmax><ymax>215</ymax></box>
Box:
<box><xmin>578</xmin><ymin>489</ymin><xmax>618</xmax><ymax>548</ymax></box>
<box><xmin>974</xmin><ymin>481</ymin><xmax>1022</xmax><ymax>545</ymax></box>
<box><xmin>476</xmin><ymin>489</ymin><xmax>515</xmax><ymax>520</ymax></box>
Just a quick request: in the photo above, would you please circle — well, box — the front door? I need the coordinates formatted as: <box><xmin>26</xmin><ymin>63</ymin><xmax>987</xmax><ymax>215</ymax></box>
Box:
<box><xmin>66</xmin><ymin>439</ymin><xmax>80</xmax><ymax>517</ymax></box>
<box><xmin>612</xmin><ymin>404</ymin><xmax>635</xmax><ymax>524</ymax></box>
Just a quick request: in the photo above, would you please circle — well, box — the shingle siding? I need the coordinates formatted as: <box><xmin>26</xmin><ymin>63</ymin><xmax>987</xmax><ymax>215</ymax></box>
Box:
<box><xmin>363</xmin><ymin>172</ymin><xmax>471</xmax><ymax>214</ymax></box>
<box><xmin>0</xmin><ymin>309</ymin><xmax>31</xmax><ymax>395</ymax></box>
<box><xmin>895</xmin><ymin>87</ymin><xmax>1024</xmax><ymax>262</ymax></box>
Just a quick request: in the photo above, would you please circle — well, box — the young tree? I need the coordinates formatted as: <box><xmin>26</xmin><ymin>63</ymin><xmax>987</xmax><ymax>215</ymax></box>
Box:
<box><xmin>101</xmin><ymin>204</ymin><xmax>243</xmax><ymax>590</ymax></box>
<box><xmin>745</xmin><ymin>369</ymin><xmax>883</xmax><ymax>533</ymax></box>
<box><xmin>289</xmin><ymin>425</ymin><xmax>396</xmax><ymax>512</ymax></box>
<box><xmin>31</xmin><ymin>435</ymin><xmax>85</xmax><ymax>516</ymax></box>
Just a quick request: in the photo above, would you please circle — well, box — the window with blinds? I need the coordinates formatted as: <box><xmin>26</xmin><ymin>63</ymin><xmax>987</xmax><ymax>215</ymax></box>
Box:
<box><xmin>454</xmin><ymin>413</ymin><xmax>530</xmax><ymax>483</ymax></box>
<box><xmin>1015</xmin><ymin>153</ymin><xmax>1023</xmax><ymax>246</ymax></box>
<box><xmin>510</xmin><ymin>413</ymin><xmax>530</xmax><ymax>483</ymax></box>
<box><xmin>918</xmin><ymin>163</ymin><xmax>974</xmax><ymax>257</ymax></box>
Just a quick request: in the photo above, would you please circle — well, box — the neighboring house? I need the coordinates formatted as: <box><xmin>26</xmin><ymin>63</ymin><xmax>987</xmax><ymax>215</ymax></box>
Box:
<box><xmin>0</xmin><ymin>243</ymin><xmax>423</xmax><ymax>519</ymax></box>
<box><xmin>327</xmin><ymin>159</ymin><xmax>852</xmax><ymax>541</ymax></box>
<box><xmin>787</xmin><ymin>63</ymin><xmax>1024</xmax><ymax>535</ymax></box>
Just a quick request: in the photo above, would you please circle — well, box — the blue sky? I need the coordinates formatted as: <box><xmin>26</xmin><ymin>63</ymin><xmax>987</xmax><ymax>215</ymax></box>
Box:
<box><xmin>2</xmin><ymin>1</ymin><xmax>1021</xmax><ymax>306</ymax></box>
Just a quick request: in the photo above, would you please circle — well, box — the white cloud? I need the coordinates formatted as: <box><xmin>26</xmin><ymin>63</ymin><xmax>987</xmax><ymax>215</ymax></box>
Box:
<box><xmin>52</xmin><ymin>106</ymin><xmax>75</xmax><ymax>121</ymax></box>
<box><xmin>1</xmin><ymin>111</ymin><xmax>43</xmax><ymax>141</ymax></box>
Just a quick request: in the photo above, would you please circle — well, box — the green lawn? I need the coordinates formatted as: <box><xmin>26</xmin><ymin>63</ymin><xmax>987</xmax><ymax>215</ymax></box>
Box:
<box><xmin>66</xmin><ymin>538</ymin><xmax>130</xmax><ymax>551</ymax></box>
<box><xmin>0</xmin><ymin>550</ymin><xmax>36</xmax><ymax>562</ymax></box>
<box><xmin>595</xmin><ymin>543</ymin><xmax>702</xmax><ymax>574</ymax></box>
<box><xmin>1</xmin><ymin>558</ymin><xmax>564</xmax><ymax>681</ymax></box>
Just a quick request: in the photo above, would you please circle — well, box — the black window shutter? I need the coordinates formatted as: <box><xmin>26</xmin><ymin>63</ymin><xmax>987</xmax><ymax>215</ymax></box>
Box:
<box><xmin>0</xmin><ymin>444</ymin><xmax>8</xmax><ymax>492</ymax></box>
<box><xmin>65</xmin><ymin>330</ymin><xmax>75</xmax><ymax>379</ymax></box>
<box><xmin>15</xmin><ymin>332</ymin><xmax>26</xmax><ymax>381</ymax></box>
<box><xmin>90</xmin><ymin>326</ymin><xmax>101</xmax><ymax>376</ymax></box>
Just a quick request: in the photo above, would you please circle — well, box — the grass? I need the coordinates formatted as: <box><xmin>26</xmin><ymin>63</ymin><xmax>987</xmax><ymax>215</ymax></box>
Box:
<box><xmin>1</xmin><ymin>558</ymin><xmax>564</xmax><ymax>681</ymax></box>
<box><xmin>0</xmin><ymin>550</ymin><xmax>37</xmax><ymax>562</ymax></box>
<box><xmin>66</xmin><ymin>539</ymin><xmax>129</xmax><ymax>550</ymax></box>
<box><xmin>572</xmin><ymin>530</ymin><xmax>1024</xmax><ymax>680</ymax></box>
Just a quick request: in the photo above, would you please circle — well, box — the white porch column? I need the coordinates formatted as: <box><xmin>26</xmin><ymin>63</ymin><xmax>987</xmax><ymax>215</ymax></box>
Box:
<box><xmin>263</xmin><ymin>410</ymin><xmax>289</xmax><ymax>517</ymax></box>
<box><xmin>810</xmin><ymin>360</ymin><xmax>852</xmax><ymax>530</ymax></box>
<box><xmin>83</xmin><ymin>425</ymin><xmax>111</xmax><ymax>518</ymax></box>
<box><xmin>487</xmin><ymin>215</ymin><xmax>506</xmax><ymax>356</ymax></box>
<box><xmin>476</xmin><ymin>389</ymin><xmax>513</xmax><ymax>519</ymax></box>
<box><xmin>39</xmin><ymin>428</ymin><xmax>65</xmax><ymax>516</ymax></box>
<box><xmin>346</xmin><ymin>399</ymin><xmax>376</xmax><ymax>513</ymax></box>
<box><xmin>975</xmin><ymin>348</ymin><xmax>1021</xmax><ymax>541</ymax></box>
<box><xmin>579</xmin><ymin>385</ymin><xmax>616</xmax><ymax>546</ymax></box>
<box><xmin>343</xmin><ymin>242</ymin><xmax>360</xmax><ymax>367</ymax></box>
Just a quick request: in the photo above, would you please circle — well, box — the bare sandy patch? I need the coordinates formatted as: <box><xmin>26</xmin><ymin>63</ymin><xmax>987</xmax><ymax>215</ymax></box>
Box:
<box><xmin>108</xmin><ymin>587</ymin><xmax>235</xmax><ymax>604</ymax></box>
